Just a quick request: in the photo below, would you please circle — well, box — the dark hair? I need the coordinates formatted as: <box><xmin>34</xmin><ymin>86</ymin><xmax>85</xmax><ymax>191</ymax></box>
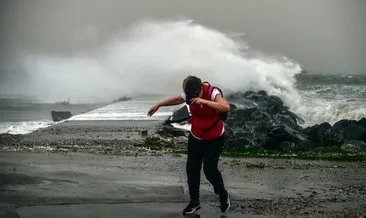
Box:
<box><xmin>183</xmin><ymin>76</ymin><xmax>202</xmax><ymax>104</ymax></box>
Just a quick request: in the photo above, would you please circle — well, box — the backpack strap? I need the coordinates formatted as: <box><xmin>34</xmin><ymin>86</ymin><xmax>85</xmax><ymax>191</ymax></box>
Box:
<box><xmin>202</xmin><ymin>81</ymin><xmax>223</xmax><ymax>101</ymax></box>
<box><xmin>202</xmin><ymin>81</ymin><xmax>211</xmax><ymax>100</ymax></box>
<box><xmin>202</xmin><ymin>81</ymin><xmax>224</xmax><ymax>100</ymax></box>
<box><xmin>214</xmin><ymin>87</ymin><xmax>223</xmax><ymax>98</ymax></box>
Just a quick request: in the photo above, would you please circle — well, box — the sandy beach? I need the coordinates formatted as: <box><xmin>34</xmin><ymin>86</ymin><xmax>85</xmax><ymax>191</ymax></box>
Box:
<box><xmin>1</xmin><ymin>120</ymin><xmax>366</xmax><ymax>217</ymax></box>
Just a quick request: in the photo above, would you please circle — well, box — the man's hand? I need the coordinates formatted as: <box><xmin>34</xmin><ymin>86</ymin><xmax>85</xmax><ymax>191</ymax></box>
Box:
<box><xmin>190</xmin><ymin>97</ymin><xmax>209</xmax><ymax>105</ymax></box>
<box><xmin>190</xmin><ymin>95</ymin><xmax>230</xmax><ymax>113</ymax></box>
<box><xmin>147</xmin><ymin>104</ymin><xmax>160</xmax><ymax>116</ymax></box>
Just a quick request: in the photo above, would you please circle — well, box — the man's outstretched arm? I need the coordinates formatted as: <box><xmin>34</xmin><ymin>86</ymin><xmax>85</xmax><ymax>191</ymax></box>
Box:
<box><xmin>147</xmin><ymin>96</ymin><xmax>184</xmax><ymax>116</ymax></box>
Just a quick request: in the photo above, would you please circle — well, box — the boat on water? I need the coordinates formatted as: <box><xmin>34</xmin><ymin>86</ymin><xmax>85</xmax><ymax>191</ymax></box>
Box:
<box><xmin>55</xmin><ymin>97</ymin><xmax>71</xmax><ymax>105</ymax></box>
<box><xmin>112</xmin><ymin>96</ymin><xmax>132</xmax><ymax>103</ymax></box>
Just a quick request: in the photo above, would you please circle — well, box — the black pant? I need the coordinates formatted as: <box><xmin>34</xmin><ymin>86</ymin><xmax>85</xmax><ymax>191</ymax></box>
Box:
<box><xmin>186</xmin><ymin>133</ymin><xmax>227</xmax><ymax>202</ymax></box>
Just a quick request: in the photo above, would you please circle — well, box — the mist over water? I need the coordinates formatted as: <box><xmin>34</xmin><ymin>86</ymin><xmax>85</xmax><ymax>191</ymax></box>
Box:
<box><xmin>14</xmin><ymin>20</ymin><xmax>302</xmax><ymax>106</ymax></box>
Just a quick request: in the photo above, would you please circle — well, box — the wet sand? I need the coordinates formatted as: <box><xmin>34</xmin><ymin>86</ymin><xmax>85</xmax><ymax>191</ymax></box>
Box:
<box><xmin>1</xmin><ymin>152</ymin><xmax>366</xmax><ymax>217</ymax></box>
<box><xmin>0</xmin><ymin>120</ymin><xmax>366</xmax><ymax>217</ymax></box>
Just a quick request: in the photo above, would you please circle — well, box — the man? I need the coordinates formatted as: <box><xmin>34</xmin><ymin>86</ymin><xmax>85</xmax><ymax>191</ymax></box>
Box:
<box><xmin>147</xmin><ymin>75</ymin><xmax>231</xmax><ymax>215</ymax></box>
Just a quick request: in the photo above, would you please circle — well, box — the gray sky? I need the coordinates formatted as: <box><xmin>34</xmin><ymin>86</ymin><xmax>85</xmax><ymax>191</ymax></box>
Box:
<box><xmin>0</xmin><ymin>0</ymin><xmax>366</xmax><ymax>103</ymax></box>
<box><xmin>1</xmin><ymin>0</ymin><xmax>365</xmax><ymax>74</ymax></box>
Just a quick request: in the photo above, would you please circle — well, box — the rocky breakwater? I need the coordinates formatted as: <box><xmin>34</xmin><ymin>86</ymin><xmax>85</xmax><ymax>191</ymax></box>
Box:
<box><xmin>157</xmin><ymin>90</ymin><xmax>366</xmax><ymax>153</ymax></box>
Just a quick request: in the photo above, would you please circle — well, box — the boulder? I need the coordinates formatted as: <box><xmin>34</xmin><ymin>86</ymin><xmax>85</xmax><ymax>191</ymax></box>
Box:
<box><xmin>265</xmin><ymin>124</ymin><xmax>308</xmax><ymax>150</ymax></box>
<box><xmin>226</xmin><ymin>90</ymin><xmax>288</xmax><ymax>114</ymax></box>
<box><xmin>358</xmin><ymin>118</ymin><xmax>366</xmax><ymax>128</ymax></box>
<box><xmin>279</xmin><ymin>141</ymin><xmax>296</xmax><ymax>152</ymax></box>
<box><xmin>157</xmin><ymin>124</ymin><xmax>188</xmax><ymax>137</ymax></box>
<box><xmin>51</xmin><ymin>111</ymin><xmax>72</xmax><ymax>122</ymax></box>
<box><xmin>141</xmin><ymin>130</ymin><xmax>148</xmax><ymax>137</ymax></box>
<box><xmin>224</xmin><ymin>91</ymin><xmax>307</xmax><ymax>150</ymax></box>
<box><xmin>342</xmin><ymin>140</ymin><xmax>366</xmax><ymax>152</ymax></box>
<box><xmin>327</xmin><ymin>119</ymin><xmax>366</xmax><ymax>143</ymax></box>
<box><xmin>166</xmin><ymin>105</ymin><xmax>190</xmax><ymax>124</ymax></box>
<box><xmin>304</xmin><ymin>122</ymin><xmax>332</xmax><ymax>147</ymax></box>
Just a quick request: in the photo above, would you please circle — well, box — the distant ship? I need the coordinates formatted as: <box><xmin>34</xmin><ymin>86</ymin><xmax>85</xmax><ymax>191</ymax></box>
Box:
<box><xmin>112</xmin><ymin>96</ymin><xmax>132</xmax><ymax>103</ymax></box>
<box><xmin>55</xmin><ymin>97</ymin><xmax>71</xmax><ymax>105</ymax></box>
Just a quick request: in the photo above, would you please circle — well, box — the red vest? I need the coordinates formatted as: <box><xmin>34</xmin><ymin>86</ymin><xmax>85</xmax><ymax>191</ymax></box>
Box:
<box><xmin>188</xmin><ymin>83</ymin><xmax>224</xmax><ymax>140</ymax></box>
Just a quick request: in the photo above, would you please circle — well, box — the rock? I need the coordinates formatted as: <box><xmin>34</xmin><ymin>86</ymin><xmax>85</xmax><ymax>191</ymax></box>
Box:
<box><xmin>342</xmin><ymin>140</ymin><xmax>366</xmax><ymax>152</ymax></box>
<box><xmin>157</xmin><ymin>125</ymin><xmax>187</xmax><ymax>137</ymax></box>
<box><xmin>227</xmin><ymin>90</ymin><xmax>289</xmax><ymax>114</ymax></box>
<box><xmin>304</xmin><ymin>122</ymin><xmax>332</xmax><ymax>147</ymax></box>
<box><xmin>279</xmin><ymin>141</ymin><xmax>296</xmax><ymax>152</ymax></box>
<box><xmin>327</xmin><ymin>119</ymin><xmax>366</xmax><ymax>143</ymax></box>
<box><xmin>51</xmin><ymin>111</ymin><xmax>72</xmax><ymax>122</ymax></box>
<box><xmin>226</xmin><ymin>136</ymin><xmax>251</xmax><ymax>149</ymax></box>
<box><xmin>341</xmin><ymin>143</ymin><xmax>358</xmax><ymax>151</ymax></box>
<box><xmin>358</xmin><ymin>118</ymin><xmax>366</xmax><ymax>128</ymax></box>
<box><xmin>224</xmin><ymin>90</ymin><xmax>308</xmax><ymax>150</ymax></box>
<box><xmin>229</xmin><ymin>103</ymin><xmax>237</xmax><ymax>110</ymax></box>
<box><xmin>226</xmin><ymin>108</ymin><xmax>272</xmax><ymax>129</ymax></box>
<box><xmin>344</xmin><ymin>124</ymin><xmax>366</xmax><ymax>142</ymax></box>
<box><xmin>166</xmin><ymin>105</ymin><xmax>190</xmax><ymax>124</ymax></box>
<box><xmin>141</xmin><ymin>130</ymin><xmax>148</xmax><ymax>136</ymax></box>
<box><xmin>244</xmin><ymin>91</ymin><xmax>287</xmax><ymax>113</ymax></box>
<box><xmin>331</xmin><ymin>119</ymin><xmax>353</xmax><ymax>132</ymax></box>
<box><xmin>273</xmin><ymin>112</ymin><xmax>302</xmax><ymax>131</ymax></box>
<box><xmin>265</xmin><ymin>124</ymin><xmax>308</xmax><ymax>150</ymax></box>
<box><xmin>141</xmin><ymin>135</ymin><xmax>186</xmax><ymax>150</ymax></box>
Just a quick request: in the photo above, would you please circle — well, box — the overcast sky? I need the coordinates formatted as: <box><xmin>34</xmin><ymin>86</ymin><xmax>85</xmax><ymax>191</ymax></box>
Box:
<box><xmin>0</xmin><ymin>0</ymin><xmax>365</xmax><ymax>75</ymax></box>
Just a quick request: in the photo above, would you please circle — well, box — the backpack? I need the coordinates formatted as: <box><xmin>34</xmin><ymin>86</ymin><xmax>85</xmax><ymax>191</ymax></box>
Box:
<box><xmin>167</xmin><ymin>82</ymin><xmax>229</xmax><ymax>125</ymax></box>
<box><xmin>202</xmin><ymin>81</ymin><xmax>229</xmax><ymax>122</ymax></box>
